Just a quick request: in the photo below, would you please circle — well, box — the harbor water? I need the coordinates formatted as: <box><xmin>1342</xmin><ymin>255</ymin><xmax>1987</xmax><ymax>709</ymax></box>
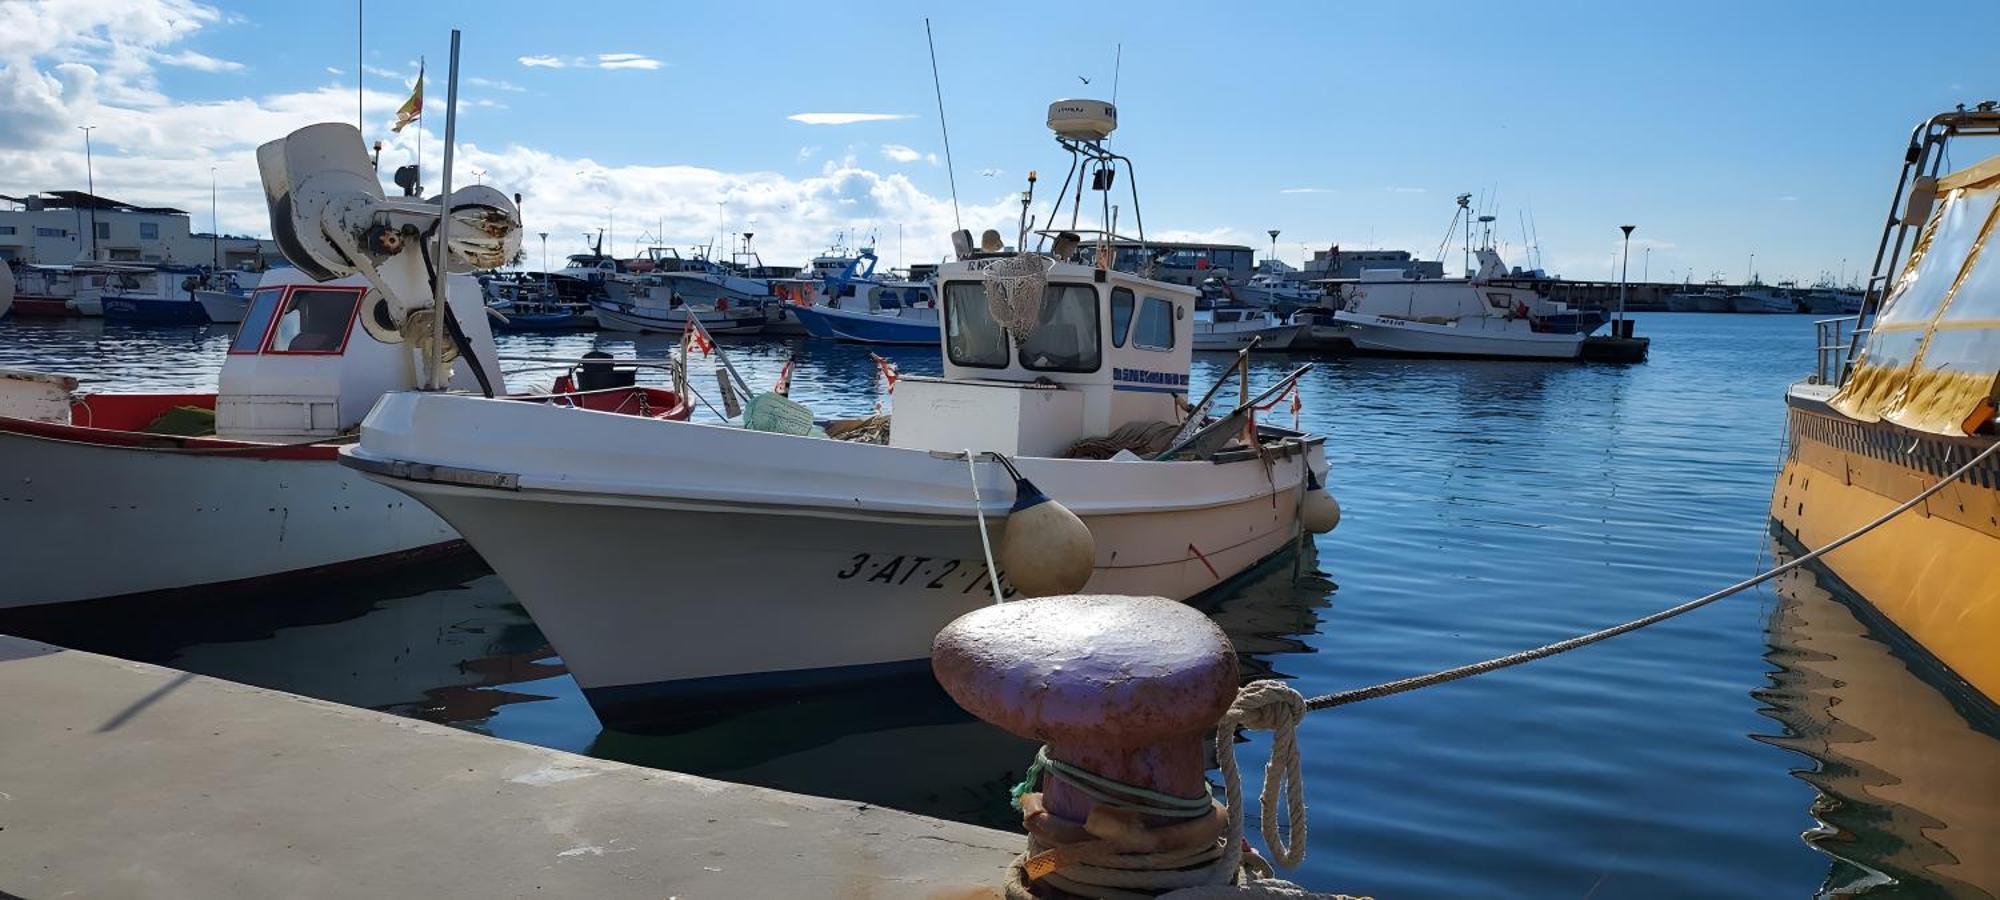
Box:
<box><xmin>2</xmin><ymin>313</ymin><xmax>1995</xmax><ymax>898</ymax></box>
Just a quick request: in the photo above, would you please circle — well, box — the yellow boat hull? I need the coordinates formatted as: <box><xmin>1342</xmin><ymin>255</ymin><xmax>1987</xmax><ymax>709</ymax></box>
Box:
<box><xmin>1770</xmin><ymin>391</ymin><xmax>2000</xmax><ymax>704</ymax></box>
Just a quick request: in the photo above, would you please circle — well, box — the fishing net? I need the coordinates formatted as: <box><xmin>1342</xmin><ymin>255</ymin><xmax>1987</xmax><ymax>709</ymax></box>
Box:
<box><xmin>982</xmin><ymin>253</ymin><xmax>1055</xmax><ymax>342</ymax></box>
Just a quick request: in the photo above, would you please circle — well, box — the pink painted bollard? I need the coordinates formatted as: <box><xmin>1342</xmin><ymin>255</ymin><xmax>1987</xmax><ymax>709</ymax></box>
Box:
<box><xmin>931</xmin><ymin>594</ymin><xmax>1239</xmax><ymax>828</ymax></box>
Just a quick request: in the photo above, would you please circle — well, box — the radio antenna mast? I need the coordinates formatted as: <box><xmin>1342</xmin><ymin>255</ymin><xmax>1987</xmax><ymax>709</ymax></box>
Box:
<box><xmin>924</xmin><ymin>18</ymin><xmax>962</xmax><ymax>233</ymax></box>
<box><xmin>1112</xmin><ymin>43</ymin><xmax>1122</xmax><ymax>105</ymax></box>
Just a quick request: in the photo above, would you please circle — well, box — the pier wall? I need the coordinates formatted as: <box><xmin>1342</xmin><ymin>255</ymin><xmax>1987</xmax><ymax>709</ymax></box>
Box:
<box><xmin>0</xmin><ymin>635</ymin><xmax>1018</xmax><ymax>899</ymax></box>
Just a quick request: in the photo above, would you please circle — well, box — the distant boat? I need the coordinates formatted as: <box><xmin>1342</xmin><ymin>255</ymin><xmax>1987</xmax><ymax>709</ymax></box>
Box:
<box><xmin>192</xmin><ymin>271</ymin><xmax>255</xmax><ymax>323</ymax></box>
<box><xmin>1667</xmin><ymin>283</ymin><xmax>1734</xmax><ymax>312</ymax></box>
<box><xmin>1227</xmin><ymin>272</ymin><xmax>1322</xmax><ymax>307</ymax></box>
<box><xmin>1192</xmin><ymin>302</ymin><xmax>1305</xmax><ymax>351</ymax></box>
<box><xmin>1732</xmin><ymin>282</ymin><xmax>1801</xmax><ymax>314</ymax></box>
<box><xmin>787</xmin><ymin>248</ymin><xmax>940</xmax><ymax>345</ymax></box>
<box><xmin>1333</xmin><ymin>246</ymin><xmax>1595</xmax><ymax>360</ymax></box>
<box><xmin>98</xmin><ymin>266</ymin><xmax>210</xmax><ymax>324</ymax></box>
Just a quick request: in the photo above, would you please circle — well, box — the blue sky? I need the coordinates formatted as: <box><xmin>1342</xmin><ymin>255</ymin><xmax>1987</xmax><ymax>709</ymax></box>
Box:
<box><xmin>4</xmin><ymin>0</ymin><xmax>1996</xmax><ymax>281</ymax></box>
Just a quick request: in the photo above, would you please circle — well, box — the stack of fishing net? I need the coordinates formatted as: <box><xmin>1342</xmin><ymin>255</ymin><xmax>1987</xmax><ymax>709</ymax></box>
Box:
<box><xmin>826</xmin><ymin>415</ymin><xmax>892</xmax><ymax>444</ymax></box>
<box><xmin>1063</xmin><ymin>421</ymin><xmax>1181</xmax><ymax>460</ymax></box>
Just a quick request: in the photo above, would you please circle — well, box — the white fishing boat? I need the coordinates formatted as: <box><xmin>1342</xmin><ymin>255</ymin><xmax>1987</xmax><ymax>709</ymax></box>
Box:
<box><xmin>192</xmin><ymin>270</ymin><xmax>254</xmax><ymax>323</ymax></box>
<box><xmin>0</xmin><ymin>123</ymin><xmax>686</xmax><ymax>611</ymax></box>
<box><xmin>1667</xmin><ymin>282</ymin><xmax>1735</xmax><ymax>312</ymax></box>
<box><xmin>1733</xmin><ymin>281</ymin><xmax>1802</xmax><ymax>313</ymax></box>
<box><xmin>341</xmin><ymin>99</ymin><xmax>1341</xmax><ymax>730</ymax></box>
<box><xmin>1334</xmin><ymin>248</ymin><xmax>1592</xmax><ymax>359</ymax></box>
<box><xmin>1192</xmin><ymin>302</ymin><xmax>1305</xmax><ymax>351</ymax></box>
<box><xmin>1229</xmin><ymin>272</ymin><xmax>1322</xmax><ymax>307</ymax></box>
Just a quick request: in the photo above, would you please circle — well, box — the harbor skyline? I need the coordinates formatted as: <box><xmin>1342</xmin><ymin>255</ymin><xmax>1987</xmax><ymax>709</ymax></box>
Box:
<box><xmin>2</xmin><ymin>0</ymin><xmax>1996</xmax><ymax>280</ymax></box>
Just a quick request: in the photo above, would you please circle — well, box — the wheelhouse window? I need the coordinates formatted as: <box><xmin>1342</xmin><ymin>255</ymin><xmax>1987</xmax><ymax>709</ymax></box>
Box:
<box><xmin>1133</xmin><ymin>296</ymin><xmax>1175</xmax><ymax>350</ymax></box>
<box><xmin>1019</xmin><ymin>284</ymin><xmax>1100</xmax><ymax>373</ymax></box>
<box><xmin>231</xmin><ymin>288</ymin><xmax>285</xmax><ymax>353</ymax></box>
<box><xmin>1110</xmin><ymin>287</ymin><xmax>1135</xmax><ymax>348</ymax></box>
<box><xmin>945</xmin><ymin>282</ymin><xmax>1011</xmax><ymax>368</ymax></box>
<box><xmin>266</xmin><ymin>288</ymin><xmax>363</xmax><ymax>354</ymax></box>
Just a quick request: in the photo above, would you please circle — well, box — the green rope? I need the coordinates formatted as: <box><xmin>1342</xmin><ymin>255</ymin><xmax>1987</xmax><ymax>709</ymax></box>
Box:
<box><xmin>1009</xmin><ymin>746</ymin><xmax>1215</xmax><ymax>818</ymax></box>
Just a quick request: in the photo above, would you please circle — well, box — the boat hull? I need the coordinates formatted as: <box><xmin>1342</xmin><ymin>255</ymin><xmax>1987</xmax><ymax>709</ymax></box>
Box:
<box><xmin>101</xmin><ymin>295</ymin><xmax>208</xmax><ymax>324</ymax></box>
<box><xmin>789</xmin><ymin>303</ymin><xmax>940</xmax><ymax>345</ymax></box>
<box><xmin>10</xmin><ymin>296</ymin><xmax>78</xmax><ymax>317</ymax></box>
<box><xmin>0</xmin><ymin>422</ymin><xmax>462</xmax><ymax>609</ymax></box>
<box><xmin>194</xmin><ymin>289</ymin><xmax>248</xmax><ymax>324</ymax></box>
<box><xmin>342</xmin><ymin>391</ymin><xmax>1323</xmax><ymax>728</ymax></box>
<box><xmin>1191</xmin><ymin>324</ymin><xmax>1304</xmax><ymax>352</ymax></box>
<box><xmin>1335</xmin><ymin>311</ymin><xmax>1584</xmax><ymax>359</ymax></box>
<box><xmin>1769</xmin><ymin>387</ymin><xmax>1999</xmax><ymax>703</ymax></box>
<box><xmin>590</xmin><ymin>300</ymin><xmax>765</xmax><ymax>335</ymax></box>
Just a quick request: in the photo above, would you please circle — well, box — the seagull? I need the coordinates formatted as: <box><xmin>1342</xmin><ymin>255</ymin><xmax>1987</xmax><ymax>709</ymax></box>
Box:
<box><xmin>1078</xmin><ymin>76</ymin><xmax>1091</xmax><ymax>84</ymax></box>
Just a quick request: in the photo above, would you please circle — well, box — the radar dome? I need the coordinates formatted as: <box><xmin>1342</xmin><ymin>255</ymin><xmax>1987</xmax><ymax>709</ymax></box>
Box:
<box><xmin>1047</xmin><ymin>99</ymin><xmax>1117</xmax><ymax>141</ymax></box>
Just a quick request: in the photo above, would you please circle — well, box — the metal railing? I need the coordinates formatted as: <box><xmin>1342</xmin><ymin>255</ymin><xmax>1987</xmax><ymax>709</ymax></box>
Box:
<box><xmin>1813</xmin><ymin>315</ymin><xmax>1864</xmax><ymax>386</ymax></box>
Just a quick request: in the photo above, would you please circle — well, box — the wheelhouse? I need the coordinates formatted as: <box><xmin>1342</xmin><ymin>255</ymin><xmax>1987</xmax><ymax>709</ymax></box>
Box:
<box><xmin>888</xmin><ymin>259</ymin><xmax>1196</xmax><ymax>457</ymax></box>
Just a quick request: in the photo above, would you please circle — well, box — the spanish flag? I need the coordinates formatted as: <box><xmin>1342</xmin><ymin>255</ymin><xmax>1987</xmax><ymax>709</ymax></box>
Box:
<box><xmin>392</xmin><ymin>63</ymin><xmax>423</xmax><ymax>133</ymax></box>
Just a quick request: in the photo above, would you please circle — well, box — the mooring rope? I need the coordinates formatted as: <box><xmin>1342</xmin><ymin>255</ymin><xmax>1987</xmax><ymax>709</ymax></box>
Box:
<box><xmin>964</xmin><ymin>450</ymin><xmax>1005</xmax><ymax>605</ymax></box>
<box><xmin>1003</xmin><ymin>436</ymin><xmax>1997</xmax><ymax>898</ymax></box>
<box><xmin>1302</xmin><ymin>436</ymin><xmax>2000</xmax><ymax>712</ymax></box>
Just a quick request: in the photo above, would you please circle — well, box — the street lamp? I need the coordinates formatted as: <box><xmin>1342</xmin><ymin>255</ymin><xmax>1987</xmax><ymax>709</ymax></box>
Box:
<box><xmin>538</xmin><ymin>231</ymin><xmax>548</xmax><ymax>283</ymax></box>
<box><xmin>471</xmin><ymin>168</ymin><xmax>486</xmax><ymax>186</ymax></box>
<box><xmin>1618</xmin><ymin>225</ymin><xmax>1635</xmax><ymax>329</ymax></box>
<box><xmin>1267</xmin><ymin>229</ymin><xmax>1280</xmax><ymax>271</ymax></box>
<box><xmin>78</xmin><ymin>125</ymin><xmax>97</xmax><ymax>260</ymax></box>
<box><xmin>209</xmin><ymin>165</ymin><xmax>219</xmax><ymax>269</ymax></box>
<box><xmin>1643</xmin><ymin>246</ymin><xmax>1651</xmax><ymax>283</ymax></box>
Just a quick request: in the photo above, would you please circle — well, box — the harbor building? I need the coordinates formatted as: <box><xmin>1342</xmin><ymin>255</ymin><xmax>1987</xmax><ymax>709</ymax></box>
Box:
<box><xmin>1302</xmin><ymin>248</ymin><xmax>1445</xmax><ymax>280</ymax></box>
<box><xmin>0</xmin><ymin>191</ymin><xmax>280</xmax><ymax>268</ymax></box>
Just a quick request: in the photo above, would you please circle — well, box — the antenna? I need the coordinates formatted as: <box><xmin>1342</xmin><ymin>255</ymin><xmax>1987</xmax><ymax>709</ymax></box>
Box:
<box><xmin>1111</xmin><ymin>43</ymin><xmax>1122</xmax><ymax>105</ymax></box>
<box><xmin>924</xmin><ymin>18</ymin><xmax>962</xmax><ymax>233</ymax></box>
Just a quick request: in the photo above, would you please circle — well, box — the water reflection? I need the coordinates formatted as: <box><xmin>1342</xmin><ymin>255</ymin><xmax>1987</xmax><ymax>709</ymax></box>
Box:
<box><xmin>1757</xmin><ymin>552</ymin><xmax>2000</xmax><ymax>898</ymax></box>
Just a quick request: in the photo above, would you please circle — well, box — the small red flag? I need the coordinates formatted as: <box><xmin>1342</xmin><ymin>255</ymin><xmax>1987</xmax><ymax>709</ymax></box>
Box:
<box><xmin>775</xmin><ymin>358</ymin><xmax>795</xmax><ymax>396</ymax></box>
<box><xmin>870</xmin><ymin>352</ymin><xmax>899</xmax><ymax>393</ymax></box>
<box><xmin>688</xmin><ymin>322</ymin><xmax>714</xmax><ymax>357</ymax></box>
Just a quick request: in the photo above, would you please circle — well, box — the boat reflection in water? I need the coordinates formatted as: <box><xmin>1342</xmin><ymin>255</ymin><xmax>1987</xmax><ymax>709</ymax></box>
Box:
<box><xmin>0</xmin><ymin>544</ymin><xmax>1338</xmax><ymax>833</ymax></box>
<box><xmin>1756</xmin><ymin>549</ymin><xmax>2000</xmax><ymax>897</ymax></box>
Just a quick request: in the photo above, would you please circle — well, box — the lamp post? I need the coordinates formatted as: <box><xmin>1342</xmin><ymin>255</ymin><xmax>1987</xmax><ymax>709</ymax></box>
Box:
<box><xmin>1267</xmin><ymin>228</ymin><xmax>1280</xmax><ymax>271</ymax></box>
<box><xmin>471</xmin><ymin>168</ymin><xmax>485</xmax><ymax>186</ymax></box>
<box><xmin>538</xmin><ymin>231</ymin><xmax>548</xmax><ymax>291</ymax></box>
<box><xmin>209</xmin><ymin>166</ymin><xmax>219</xmax><ymax>269</ymax></box>
<box><xmin>1643</xmin><ymin>246</ymin><xmax>1651</xmax><ymax>283</ymax></box>
<box><xmin>1618</xmin><ymin>225</ymin><xmax>1635</xmax><ymax>329</ymax></box>
<box><xmin>78</xmin><ymin>125</ymin><xmax>97</xmax><ymax>260</ymax></box>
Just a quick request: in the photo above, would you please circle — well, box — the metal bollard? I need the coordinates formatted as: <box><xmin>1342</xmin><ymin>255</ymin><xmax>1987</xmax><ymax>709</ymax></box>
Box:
<box><xmin>931</xmin><ymin>594</ymin><xmax>1238</xmax><ymax>826</ymax></box>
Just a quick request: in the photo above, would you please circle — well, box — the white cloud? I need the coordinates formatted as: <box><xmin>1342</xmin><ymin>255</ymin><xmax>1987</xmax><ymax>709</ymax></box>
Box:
<box><xmin>154</xmin><ymin>48</ymin><xmax>242</xmax><ymax>73</ymax></box>
<box><xmin>594</xmin><ymin>53</ymin><xmax>662</xmax><ymax>70</ymax></box>
<box><xmin>1385</xmin><ymin>186</ymin><xmax>1426</xmax><ymax>194</ymax></box>
<box><xmin>880</xmin><ymin>144</ymin><xmax>936</xmax><ymax>165</ymax></box>
<box><xmin>517</xmin><ymin>53</ymin><xmax>663</xmax><ymax>71</ymax></box>
<box><xmin>325</xmin><ymin>66</ymin><xmax>344</xmax><ymax>76</ymax></box>
<box><xmin>363</xmin><ymin>63</ymin><xmax>410</xmax><ymax>81</ymax></box>
<box><xmin>466</xmin><ymin>76</ymin><xmax>525</xmax><ymax>93</ymax></box>
<box><xmin>1279</xmin><ymin>187</ymin><xmax>1335</xmax><ymax>195</ymax></box>
<box><xmin>789</xmin><ymin>112</ymin><xmax>914</xmax><ymax>126</ymax></box>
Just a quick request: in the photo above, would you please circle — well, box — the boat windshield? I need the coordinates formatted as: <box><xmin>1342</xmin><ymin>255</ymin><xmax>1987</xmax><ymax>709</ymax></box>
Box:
<box><xmin>944</xmin><ymin>281</ymin><xmax>1101</xmax><ymax>372</ymax></box>
<box><xmin>1019</xmin><ymin>284</ymin><xmax>1101</xmax><ymax>372</ymax></box>
<box><xmin>945</xmin><ymin>282</ymin><xmax>1010</xmax><ymax>368</ymax></box>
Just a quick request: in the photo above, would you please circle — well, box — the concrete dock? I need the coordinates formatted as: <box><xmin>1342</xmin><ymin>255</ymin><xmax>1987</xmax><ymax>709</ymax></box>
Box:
<box><xmin>0</xmin><ymin>635</ymin><xmax>1019</xmax><ymax>898</ymax></box>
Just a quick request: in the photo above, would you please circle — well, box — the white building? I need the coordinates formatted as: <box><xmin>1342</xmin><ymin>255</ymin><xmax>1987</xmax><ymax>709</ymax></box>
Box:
<box><xmin>0</xmin><ymin>191</ymin><xmax>279</xmax><ymax>269</ymax></box>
